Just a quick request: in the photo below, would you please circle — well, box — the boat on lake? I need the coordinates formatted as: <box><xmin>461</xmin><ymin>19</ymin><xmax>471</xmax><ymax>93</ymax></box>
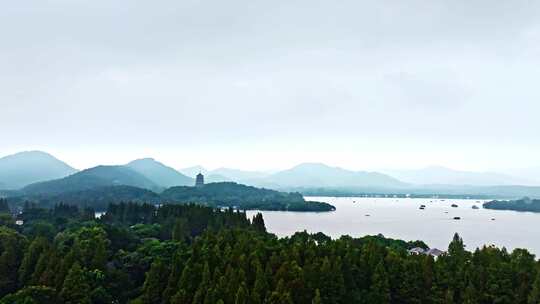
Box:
<box><xmin>451</xmin><ymin>204</ymin><xmax>458</xmax><ymax>208</ymax></box>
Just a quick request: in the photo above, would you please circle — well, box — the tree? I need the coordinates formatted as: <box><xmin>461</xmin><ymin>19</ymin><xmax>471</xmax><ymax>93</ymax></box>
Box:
<box><xmin>60</xmin><ymin>262</ymin><xmax>91</xmax><ymax>304</ymax></box>
<box><xmin>252</xmin><ymin>213</ymin><xmax>266</xmax><ymax>233</ymax></box>
<box><xmin>172</xmin><ymin>218</ymin><xmax>189</xmax><ymax>242</ymax></box>
<box><xmin>529</xmin><ymin>270</ymin><xmax>540</xmax><ymax>304</ymax></box>
<box><xmin>139</xmin><ymin>258</ymin><xmax>169</xmax><ymax>304</ymax></box>
<box><xmin>369</xmin><ymin>262</ymin><xmax>390</xmax><ymax>304</ymax></box>
<box><xmin>18</xmin><ymin>237</ymin><xmax>49</xmax><ymax>286</ymax></box>
<box><xmin>251</xmin><ymin>262</ymin><xmax>268</xmax><ymax>304</ymax></box>
<box><xmin>0</xmin><ymin>227</ymin><xmax>27</xmax><ymax>297</ymax></box>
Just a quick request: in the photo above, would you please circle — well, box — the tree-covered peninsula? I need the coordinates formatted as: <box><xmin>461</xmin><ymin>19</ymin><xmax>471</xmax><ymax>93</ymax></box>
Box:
<box><xmin>483</xmin><ymin>197</ymin><xmax>540</xmax><ymax>212</ymax></box>
<box><xmin>161</xmin><ymin>182</ymin><xmax>335</xmax><ymax>212</ymax></box>
<box><xmin>7</xmin><ymin>181</ymin><xmax>335</xmax><ymax>212</ymax></box>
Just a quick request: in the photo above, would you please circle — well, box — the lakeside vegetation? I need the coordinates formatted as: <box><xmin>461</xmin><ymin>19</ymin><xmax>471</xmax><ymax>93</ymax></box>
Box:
<box><xmin>161</xmin><ymin>183</ymin><xmax>335</xmax><ymax>212</ymax></box>
<box><xmin>483</xmin><ymin>197</ymin><xmax>540</xmax><ymax>213</ymax></box>
<box><xmin>5</xmin><ymin>182</ymin><xmax>335</xmax><ymax>212</ymax></box>
<box><xmin>1</xmin><ymin>201</ymin><xmax>540</xmax><ymax>303</ymax></box>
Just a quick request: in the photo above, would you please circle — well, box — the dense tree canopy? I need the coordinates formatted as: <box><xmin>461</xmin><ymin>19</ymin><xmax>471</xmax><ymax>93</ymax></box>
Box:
<box><xmin>8</xmin><ymin>182</ymin><xmax>336</xmax><ymax>212</ymax></box>
<box><xmin>161</xmin><ymin>182</ymin><xmax>335</xmax><ymax>211</ymax></box>
<box><xmin>0</xmin><ymin>201</ymin><xmax>539</xmax><ymax>303</ymax></box>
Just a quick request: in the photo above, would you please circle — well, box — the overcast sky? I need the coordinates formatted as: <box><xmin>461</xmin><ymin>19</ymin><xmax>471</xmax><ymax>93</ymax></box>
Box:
<box><xmin>1</xmin><ymin>0</ymin><xmax>540</xmax><ymax>171</ymax></box>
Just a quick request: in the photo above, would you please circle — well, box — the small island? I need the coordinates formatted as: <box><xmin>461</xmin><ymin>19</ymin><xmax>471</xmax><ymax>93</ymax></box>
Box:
<box><xmin>483</xmin><ymin>197</ymin><xmax>540</xmax><ymax>212</ymax></box>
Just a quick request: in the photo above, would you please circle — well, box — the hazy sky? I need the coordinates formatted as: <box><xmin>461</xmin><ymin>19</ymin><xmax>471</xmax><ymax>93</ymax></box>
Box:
<box><xmin>2</xmin><ymin>1</ymin><xmax>540</xmax><ymax>171</ymax></box>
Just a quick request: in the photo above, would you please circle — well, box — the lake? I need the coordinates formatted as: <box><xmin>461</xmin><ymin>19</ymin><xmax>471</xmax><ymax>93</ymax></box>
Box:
<box><xmin>247</xmin><ymin>197</ymin><xmax>540</xmax><ymax>255</ymax></box>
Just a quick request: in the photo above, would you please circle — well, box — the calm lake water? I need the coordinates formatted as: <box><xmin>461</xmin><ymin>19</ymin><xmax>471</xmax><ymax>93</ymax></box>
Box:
<box><xmin>247</xmin><ymin>197</ymin><xmax>540</xmax><ymax>255</ymax></box>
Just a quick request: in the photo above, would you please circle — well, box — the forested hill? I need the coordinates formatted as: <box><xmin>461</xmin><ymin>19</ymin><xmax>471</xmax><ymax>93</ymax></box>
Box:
<box><xmin>483</xmin><ymin>197</ymin><xmax>540</xmax><ymax>212</ymax></box>
<box><xmin>0</xmin><ymin>151</ymin><xmax>77</xmax><ymax>190</ymax></box>
<box><xmin>22</xmin><ymin>165</ymin><xmax>160</xmax><ymax>195</ymax></box>
<box><xmin>8</xmin><ymin>182</ymin><xmax>334</xmax><ymax>212</ymax></box>
<box><xmin>25</xmin><ymin>186</ymin><xmax>162</xmax><ymax>211</ymax></box>
<box><xmin>1</xmin><ymin>202</ymin><xmax>539</xmax><ymax>303</ymax></box>
<box><xmin>161</xmin><ymin>182</ymin><xmax>335</xmax><ymax>211</ymax></box>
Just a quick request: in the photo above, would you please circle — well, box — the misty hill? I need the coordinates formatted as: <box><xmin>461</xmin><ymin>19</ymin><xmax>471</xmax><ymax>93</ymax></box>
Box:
<box><xmin>259</xmin><ymin>163</ymin><xmax>407</xmax><ymax>189</ymax></box>
<box><xmin>180</xmin><ymin>166</ymin><xmax>266</xmax><ymax>184</ymax></box>
<box><xmin>23</xmin><ymin>165</ymin><xmax>159</xmax><ymax>195</ymax></box>
<box><xmin>211</xmin><ymin>168</ymin><xmax>269</xmax><ymax>181</ymax></box>
<box><xmin>179</xmin><ymin>166</ymin><xmax>233</xmax><ymax>183</ymax></box>
<box><xmin>384</xmin><ymin>166</ymin><xmax>532</xmax><ymax>186</ymax></box>
<box><xmin>0</xmin><ymin>151</ymin><xmax>77</xmax><ymax>189</ymax></box>
<box><xmin>161</xmin><ymin>182</ymin><xmax>335</xmax><ymax>211</ymax></box>
<box><xmin>205</xmin><ymin>174</ymin><xmax>234</xmax><ymax>183</ymax></box>
<box><xmin>126</xmin><ymin>158</ymin><xmax>193</xmax><ymax>188</ymax></box>
<box><xmin>180</xmin><ymin>166</ymin><xmax>208</xmax><ymax>177</ymax></box>
<box><xmin>503</xmin><ymin>167</ymin><xmax>540</xmax><ymax>186</ymax></box>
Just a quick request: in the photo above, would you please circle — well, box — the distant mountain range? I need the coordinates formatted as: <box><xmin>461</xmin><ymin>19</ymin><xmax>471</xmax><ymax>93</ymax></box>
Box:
<box><xmin>178</xmin><ymin>166</ymin><xmax>234</xmax><ymax>183</ymax></box>
<box><xmin>383</xmin><ymin>166</ymin><xmax>534</xmax><ymax>186</ymax></box>
<box><xmin>0</xmin><ymin>151</ymin><xmax>77</xmax><ymax>190</ymax></box>
<box><xmin>180</xmin><ymin>163</ymin><xmax>405</xmax><ymax>189</ymax></box>
<box><xmin>3</xmin><ymin>150</ymin><xmax>540</xmax><ymax>199</ymax></box>
<box><xmin>255</xmin><ymin>163</ymin><xmax>407</xmax><ymax>189</ymax></box>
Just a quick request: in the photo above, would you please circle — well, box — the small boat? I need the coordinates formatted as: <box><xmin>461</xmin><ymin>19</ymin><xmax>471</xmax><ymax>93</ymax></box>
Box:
<box><xmin>451</xmin><ymin>204</ymin><xmax>458</xmax><ymax>208</ymax></box>
<box><xmin>491</xmin><ymin>218</ymin><xmax>496</xmax><ymax>221</ymax></box>
<box><xmin>472</xmin><ymin>205</ymin><xmax>479</xmax><ymax>209</ymax></box>
<box><xmin>365</xmin><ymin>214</ymin><xmax>371</xmax><ymax>217</ymax></box>
<box><xmin>419</xmin><ymin>205</ymin><xmax>426</xmax><ymax>210</ymax></box>
<box><xmin>453</xmin><ymin>216</ymin><xmax>461</xmax><ymax>220</ymax></box>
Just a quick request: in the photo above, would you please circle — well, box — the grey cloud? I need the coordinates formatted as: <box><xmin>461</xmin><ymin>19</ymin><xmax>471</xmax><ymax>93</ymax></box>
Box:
<box><xmin>1</xmin><ymin>0</ymin><xmax>539</xmax><ymax>170</ymax></box>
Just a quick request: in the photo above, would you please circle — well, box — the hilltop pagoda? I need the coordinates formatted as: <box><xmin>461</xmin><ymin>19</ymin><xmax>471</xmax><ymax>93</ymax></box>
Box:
<box><xmin>195</xmin><ymin>173</ymin><xmax>204</xmax><ymax>187</ymax></box>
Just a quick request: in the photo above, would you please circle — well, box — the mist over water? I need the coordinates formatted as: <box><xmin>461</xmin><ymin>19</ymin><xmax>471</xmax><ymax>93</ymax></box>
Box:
<box><xmin>248</xmin><ymin>197</ymin><xmax>540</xmax><ymax>255</ymax></box>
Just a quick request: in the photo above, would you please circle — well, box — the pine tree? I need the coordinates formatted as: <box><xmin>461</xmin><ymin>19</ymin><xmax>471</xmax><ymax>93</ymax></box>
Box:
<box><xmin>369</xmin><ymin>262</ymin><xmax>390</xmax><ymax>304</ymax></box>
<box><xmin>252</xmin><ymin>262</ymin><xmax>268</xmax><ymax>303</ymax></box>
<box><xmin>463</xmin><ymin>282</ymin><xmax>477</xmax><ymax>304</ymax></box>
<box><xmin>529</xmin><ymin>270</ymin><xmax>540</xmax><ymax>304</ymax></box>
<box><xmin>38</xmin><ymin>249</ymin><xmax>59</xmax><ymax>287</ymax></box>
<box><xmin>252</xmin><ymin>213</ymin><xmax>266</xmax><ymax>233</ymax></box>
<box><xmin>172</xmin><ymin>218</ymin><xmax>189</xmax><ymax>242</ymax></box>
<box><xmin>162</xmin><ymin>252</ymin><xmax>184</xmax><ymax>303</ymax></box>
<box><xmin>60</xmin><ymin>262</ymin><xmax>91</xmax><ymax>304</ymax></box>
<box><xmin>140</xmin><ymin>258</ymin><xmax>169</xmax><ymax>304</ymax></box>
<box><xmin>192</xmin><ymin>263</ymin><xmax>211</xmax><ymax>304</ymax></box>
<box><xmin>18</xmin><ymin>237</ymin><xmax>49</xmax><ymax>286</ymax></box>
<box><xmin>0</xmin><ymin>227</ymin><xmax>26</xmax><ymax>297</ymax></box>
